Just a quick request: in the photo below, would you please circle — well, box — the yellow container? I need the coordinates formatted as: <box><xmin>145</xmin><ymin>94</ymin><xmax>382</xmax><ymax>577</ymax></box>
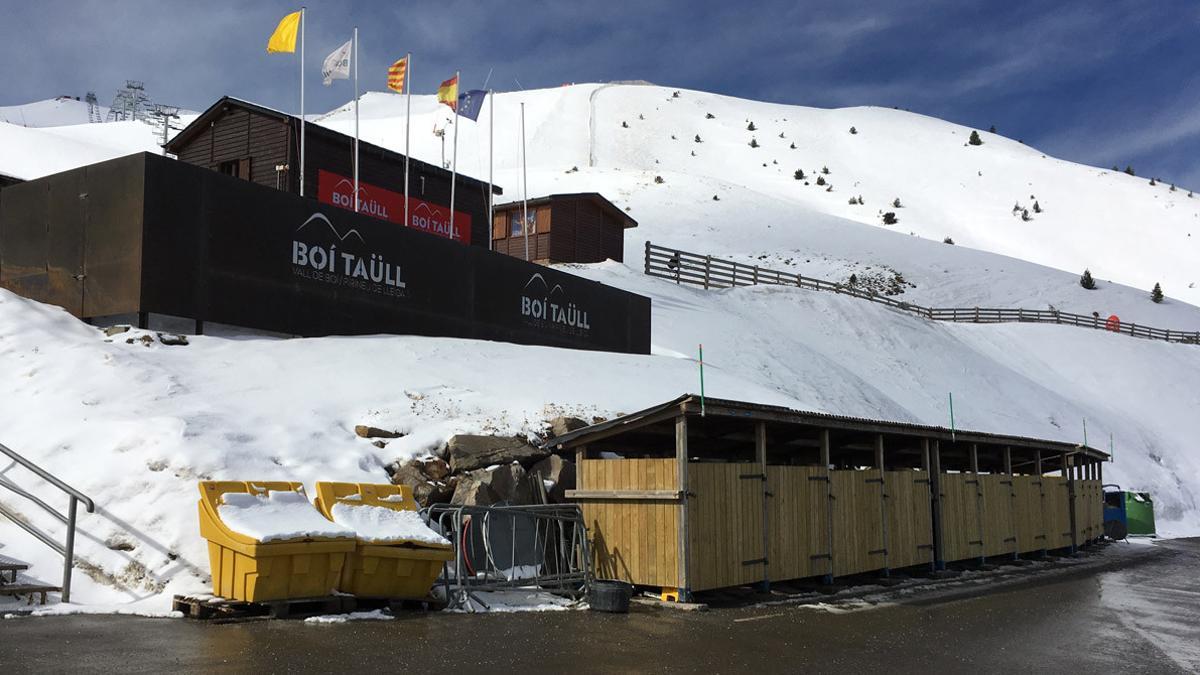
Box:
<box><xmin>313</xmin><ymin>482</ymin><xmax>454</xmax><ymax>599</ymax></box>
<box><xmin>197</xmin><ymin>481</ymin><xmax>356</xmax><ymax>603</ymax></box>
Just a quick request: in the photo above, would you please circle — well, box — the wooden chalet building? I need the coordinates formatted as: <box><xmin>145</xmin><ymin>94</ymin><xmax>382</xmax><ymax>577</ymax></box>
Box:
<box><xmin>491</xmin><ymin>193</ymin><xmax>637</xmax><ymax>264</ymax></box>
<box><xmin>163</xmin><ymin>96</ymin><xmax>501</xmax><ymax>247</ymax></box>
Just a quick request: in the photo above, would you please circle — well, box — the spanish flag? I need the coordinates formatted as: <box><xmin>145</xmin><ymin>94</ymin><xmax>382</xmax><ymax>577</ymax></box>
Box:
<box><xmin>267</xmin><ymin>10</ymin><xmax>302</xmax><ymax>53</ymax></box>
<box><xmin>437</xmin><ymin>75</ymin><xmax>459</xmax><ymax>111</ymax></box>
<box><xmin>387</xmin><ymin>56</ymin><xmax>408</xmax><ymax>94</ymax></box>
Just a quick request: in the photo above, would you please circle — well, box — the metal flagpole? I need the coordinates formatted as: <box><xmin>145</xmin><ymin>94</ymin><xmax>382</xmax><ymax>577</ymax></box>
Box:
<box><xmin>404</xmin><ymin>52</ymin><xmax>411</xmax><ymax>229</ymax></box>
<box><xmin>488</xmin><ymin>89</ymin><xmax>494</xmax><ymax>251</ymax></box>
<box><xmin>449</xmin><ymin>71</ymin><xmax>460</xmax><ymax>239</ymax></box>
<box><xmin>299</xmin><ymin>7</ymin><xmax>306</xmax><ymax>197</ymax></box>
<box><xmin>353</xmin><ymin>26</ymin><xmax>359</xmax><ymax>211</ymax></box>
<box><xmin>521</xmin><ymin>101</ymin><xmax>529</xmax><ymax>261</ymax></box>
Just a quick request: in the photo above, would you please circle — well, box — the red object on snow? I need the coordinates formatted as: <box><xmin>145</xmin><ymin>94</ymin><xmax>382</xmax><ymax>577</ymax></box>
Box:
<box><xmin>1106</xmin><ymin>315</ymin><xmax>1121</xmax><ymax>332</ymax></box>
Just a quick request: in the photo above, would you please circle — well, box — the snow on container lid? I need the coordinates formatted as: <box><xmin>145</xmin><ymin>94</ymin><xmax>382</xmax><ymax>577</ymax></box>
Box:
<box><xmin>217</xmin><ymin>488</ymin><xmax>356</xmax><ymax>544</ymax></box>
<box><xmin>313</xmin><ymin>481</ymin><xmax>450</xmax><ymax>547</ymax></box>
<box><xmin>329</xmin><ymin>502</ymin><xmax>449</xmax><ymax>546</ymax></box>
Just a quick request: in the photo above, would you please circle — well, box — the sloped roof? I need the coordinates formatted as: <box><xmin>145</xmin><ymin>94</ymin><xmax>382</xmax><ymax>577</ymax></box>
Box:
<box><xmin>494</xmin><ymin>193</ymin><xmax>637</xmax><ymax>228</ymax></box>
<box><xmin>164</xmin><ymin>96</ymin><xmax>500</xmax><ymax>194</ymax></box>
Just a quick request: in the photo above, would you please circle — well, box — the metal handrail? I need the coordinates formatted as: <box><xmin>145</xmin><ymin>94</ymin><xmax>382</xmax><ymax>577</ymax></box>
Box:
<box><xmin>0</xmin><ymin>441</ymin><xmax>95</xmax><ymax>602</ymax></box>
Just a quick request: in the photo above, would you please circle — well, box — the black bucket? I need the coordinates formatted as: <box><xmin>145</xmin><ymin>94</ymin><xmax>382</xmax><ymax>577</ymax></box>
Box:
<box><xmin>589</xmin><ymin>579</ymin><xmax>633</xmax><ymax>613</ymax></box>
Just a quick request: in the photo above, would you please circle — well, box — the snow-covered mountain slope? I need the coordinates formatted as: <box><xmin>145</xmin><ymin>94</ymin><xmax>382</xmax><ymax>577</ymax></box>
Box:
<box><xmin>0</xmin><ymin>120</ymin><xmax>164</xmax><ymax>180</ymax></box>
<box><xmin>2</xmin><ymin>84</ymin><xmax>1199</xmax><ymax>610</ymax></box>
<box><xmin>1</xmin><ymin>262</ymin><xmax>1197</xmax><ymax>609</ymax></box>
<box><xmin>0</xmin><ymin>97</ymin><xmax>106</xmax><ymax>128</ymax></box>
<box><xmin>319</xmin><ymin>84</ymin><xmax>1200</xmax><ymax>313</ymax></box>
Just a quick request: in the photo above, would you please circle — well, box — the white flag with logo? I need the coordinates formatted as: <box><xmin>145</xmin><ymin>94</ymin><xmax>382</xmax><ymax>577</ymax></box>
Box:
<box><xmin>322</xmin><ymin>39</ymin><xmax>353</xmax><ymax>86</ymax></box>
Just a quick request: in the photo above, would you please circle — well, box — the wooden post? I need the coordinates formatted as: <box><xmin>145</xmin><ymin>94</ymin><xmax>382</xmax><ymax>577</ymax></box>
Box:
<box><xmin>1034</xmin><ymin>450</ymin><xmax>1046</xmax><ymax>557</ymax></box>
<box><xmin>875</xmin><ymin>434</ymin><xmax>889</xmax><ymax>576</ymax></box>
<box><xmin>820</xmin><ymin>429</ymin><xmax>834</xmax><ymax>583</ymax></box>
<box><xmin>970</xmin><ymin>444</ymin><xmax>984</xmax><ymax>565</ymax></box>
<box><xmin>1064</xmin><ymin>453</ymin><xmax>1077</xmax><ymax>553</ymax></box>
<box><xmin>756</xmin><ymin>421</ymin><xmax>769</xmax><ymax>592</ymax></box>
<box><xmin>1004</xmin><ymin>446</ymin><xmax>1017</xmax><ymax>560</ymax></box>
<box><xmin>675</xmin><ymin>415</ymin><xmax>691</xmax><ymax>600</ymax></box>
<box><xmin>929</xmin><ymin>440</ymin><xmax>946</xmax><ymax>571</ymax></box>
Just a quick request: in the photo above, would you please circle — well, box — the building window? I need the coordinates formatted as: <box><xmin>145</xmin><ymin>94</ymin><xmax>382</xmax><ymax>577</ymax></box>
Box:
<box><xmin>509</xmin><ymin>210</ymin><xmax>536</xmax><ymax>237</ymax></box>
<box><xmin>217</xmin><ymin>158</ymin><xmax>252</xmax><ymax>180</ymax></box>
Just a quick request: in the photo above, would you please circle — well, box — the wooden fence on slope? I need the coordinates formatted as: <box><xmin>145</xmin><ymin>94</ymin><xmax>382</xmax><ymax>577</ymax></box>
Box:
<box><xmin>644</xmin><ymin>242</ymin><xmax>1200</xmax><ymax>345</ymax></box>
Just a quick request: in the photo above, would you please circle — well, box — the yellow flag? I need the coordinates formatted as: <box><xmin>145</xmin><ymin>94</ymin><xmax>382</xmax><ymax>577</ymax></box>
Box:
<box><xmin>267</xmin><ymin>10</ymin><xmax>302</xmax><ymax>54</ymax></box>
<box><xmin>437</xmin><ymin>75</ymin><xmax>459</xmax><ymax>111</ymax></box>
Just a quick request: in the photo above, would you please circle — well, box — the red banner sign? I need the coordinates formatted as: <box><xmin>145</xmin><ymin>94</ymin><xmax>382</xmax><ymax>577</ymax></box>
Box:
<box><xmin>317</xmin><ymin>169</ymin><xmax>471</xmax><ymax>244</ymax></box>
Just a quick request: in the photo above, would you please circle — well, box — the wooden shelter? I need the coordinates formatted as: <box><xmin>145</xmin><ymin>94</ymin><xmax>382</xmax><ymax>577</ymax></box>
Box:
<box><xmin>491</xmin><ymin>193</ymin><xmax>636</xmax><ymax>264</ymax></box>
<box><xmin>551</xmin><ymin>395</ymin><xmax>1107</xmax><ymax>600</ymax></box>
<box><xmin>163</xmin><ymin>97</ymin><xmax>500</xmax><ymax>247</ymax></box>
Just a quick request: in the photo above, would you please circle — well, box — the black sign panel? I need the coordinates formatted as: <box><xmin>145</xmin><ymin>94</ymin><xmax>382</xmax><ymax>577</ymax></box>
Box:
<box><xmin>131</xmin><ymin>154</ymin><xmax>651</xmax><ymax>353</ymax></box>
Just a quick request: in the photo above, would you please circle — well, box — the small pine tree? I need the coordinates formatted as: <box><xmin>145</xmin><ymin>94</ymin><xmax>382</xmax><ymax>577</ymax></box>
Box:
<box><xmin>1124</xmin><ymin>166</ymin><xmax>1135</xmax><ymax>176</ymax></box>
<box><xmin>1170</xmin><ymin>184</ymin><xmax>1177</xmax><ymax>192</ymax></box>
<box><xmin>749</xmin><ymin>138</ymin><xmax>759</xmax><ymax>148</ymax></box>
<box><xmin>712</xmin><ymin>194</ymin><xmax>720</xmax><ymax>201</ymax></box>
<box><xmin>988</xmin><ymin>125</ymin><xmax>996</xmax><ymax>133</ymax></box>
<box><xmin>1151</xmin><ymin>283</ymin><xmax>1164</xmax><ymax>303</ymax></box>
<box><xmin>1033</xmin><ymin>201</ymin><xmax>1042</xmax><ymax>213</ymax></box>
<box><xmin>848</xmin><ymin>273</ymin><xmax>858</xmax><ymax>286</ymax></box>
<box><xmin>621</xmin><ymin>120</ymin><xmax>629</xmax><ymax>128</ymax></box>
<box><xmin>893</xmin><ymin>197</ymin><xmax>902</xmax><ymax>208</ymax></box>
<box><xmin>779</xmin><ymin>132</ymin><xmax>785</xmax><ymax>139</ymax></box>
<box><xmin>1112</xmin><ymin>165</ymin><xmax>1120</xmax><ymax>171</ymax></box>
<box><xmin>670</xmin><ymin>134</ymin><xmax>676</xmax><ymax>140</ymax></box>
<box><xmin>705</xmin><ymin>112</ymin><xmax>715</xmax><ymax>119</ymax></box>
<box><xmin>826</xmin><ymin>184</ymin><xmax>833</xmax><ymax>192</ymax></box>
<box><xmin>1021</xmin><ymin>208</ymin><xmax>1032</xmax><ymax>221</ymax></box>
<box><xmin>694</xmin><ymin>134</ymin><xmax>702</xmax><ymax>143</ymax></box>
<box><xmin>1189</xmin><ymin>191</ymin><xmax>1194</xmax><ymax>198</ymax></box>
<box><xmin>857</xmin><ymin>195</ymin><xmax>864</xmax><ymax>204</ymax></box>
<box><xmin>821</xmin><ymin>166</ymin><xmax>830</xmax><ymax>175</ymax></box>
<box><xmin>794</xmin><ymin>169</ymin><xmax>805</xmax><ymax>180</ymax></box>
<box><xmin>789</xmin><ymin>142</ymin><xmax>796</xmax><ymax>149</ymax></box>
<box><xmin>654</xmin><ymin>175</ymin><xmax>664</xmax><ymax>184</ymax></box>
<box><xmin>882</xmin><ymin>212</ymin><xmax>898</xmax><ymax>225</ymax></box>
<box><xmin>1012</xmin><ymin>202</ymin><xmax>1021</xmax><ymax>213</ymax></box>
<box><xmin>848</xmin><ymin>197</ymin><xmax>858</xmax><ymax>205</ymax></box>
<box><xmin>690</xmin><ymin>150</ymin><xmax>696</xmax><ymax>157</ymax></box>
<box><xmin>968</xmin><ymin>130</ymin><xmax>983</xmax><ymax>146</ymax></box>
<box><xmin>943</xmin><ymin>237</ymin><xmax>955</xmax><ymax>245</ymax></box>
<box><xmin>816</xmin><ymin>175</ymin><xmax>826</xmax><ymax>186</ymax></box>
<box><xmin>672</xmin><ymin>90</ymin><xmax>681</xmax><ymax>98</ymax></box>
<box><xmin>849</xmin><ymin>126</ymin><xmax>858</xmax><ymax>135</ymax></box>
<box><xmin>1150</xmin><ymin>177</ymin><xmax>1157</xmax><ymax>186</ymax></box>
<box><xmin>638</xmin><ymin>113</ymin><xmax>645</xmax><ymax>120</ymax></box>
<box><xmin>746</xmin><ymin>121</ymin><xmax>757</xmax><ymax>131</ymax></box>
<box><xmin>1080</xmin><ymin>269</ymin><xmax>1096</xmax><ymax>290</ymax></box>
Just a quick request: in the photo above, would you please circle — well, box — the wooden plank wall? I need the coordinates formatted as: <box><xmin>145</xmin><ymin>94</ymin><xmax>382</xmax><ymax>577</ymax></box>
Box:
<box><xmin>980</xmin><ymin>474</ymin><xmax>1017</xmax><ymax>557</ymax></box>
<box><xmin>939</xmin><ymin>473</ymin><xmax>982</xmax><ymax>562</ymax></box>
<box><xmin>1077</xmin><ymin>479</ymin><xmax>1101</xmax><ymax>541</ymax></box>
<box><xmin>830</xmin><ymin>470</ymin><xmax>885</xmax><ymax>577</ymax></box>
<box><xmin>884</xmin><ymin>470</ymin><xmax>933</xmax><ymax>569</ymax></box>
<box><xmin>687</xmin><ymin>463</ymin><xmax>764</xmax><ymax>592</ymax></box>
<box><xmin>1012</xmin><ymin>475</ymin><xmax>1047</xmax><ymax>553</ymax></box>
<box><xmin>577</xmin><ymin>458</ymin><xmax>680</xmax><ymax>588</ymax></box>
<box><xmin>766</xmin><ymin>466</ymin><xmax>827</xmax><ymax>582</ymax></box>
<box><xmin>1042</xmin><ymin>476</ymin><xmax>1073</xmax><ymax>549</ymax></box>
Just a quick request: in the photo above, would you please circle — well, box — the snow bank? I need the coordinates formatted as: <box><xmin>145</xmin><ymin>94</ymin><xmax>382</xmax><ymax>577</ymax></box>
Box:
<box><xmin>303</xmin><ymin>609</ymin><xmax>393</xmax><ymax>624</ymax></box>
<box><xmin>328</xmin><ymin>502</ymin><xmax>448</xmax><ymax>546</ymax></box>
<box><xmin>217</xmin><ymin>491</ymin><xmax>354</xmax><ymax>543</ymax></box>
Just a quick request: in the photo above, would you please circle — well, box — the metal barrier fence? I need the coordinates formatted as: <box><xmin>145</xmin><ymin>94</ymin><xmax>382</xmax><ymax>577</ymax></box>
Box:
<box><xmin>644</xmin><ymin>242</ymin><xmax>1200</xmax><ymax>345</ymax></box>
<box><xmin>425</xmin><ymin>503</ymin><xmax>591</xmax><ymax>611</ymax></box>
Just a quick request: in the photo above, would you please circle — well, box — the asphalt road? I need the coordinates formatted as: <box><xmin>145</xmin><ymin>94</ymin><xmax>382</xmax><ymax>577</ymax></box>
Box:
<box><xmin>3</xmin><ymin>539</ymin><xmax>1198</xmax><ymax>674</ymax></box>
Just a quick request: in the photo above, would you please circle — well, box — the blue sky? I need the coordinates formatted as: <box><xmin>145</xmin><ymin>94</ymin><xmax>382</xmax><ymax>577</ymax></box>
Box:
<box><xmin>3</xmin><ymin>0</ymin><xmax>1199</xmax><ymax>188</ymax></box>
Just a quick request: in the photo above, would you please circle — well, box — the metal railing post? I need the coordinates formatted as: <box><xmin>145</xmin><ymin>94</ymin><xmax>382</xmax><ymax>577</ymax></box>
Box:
<box><xmin>62</xmin><ymin>497</ymin><xmax>78</xmax><ymax>603</ymax></box>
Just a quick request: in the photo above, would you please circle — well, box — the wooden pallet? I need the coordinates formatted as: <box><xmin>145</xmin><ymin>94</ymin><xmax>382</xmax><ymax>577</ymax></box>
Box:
<box><xmin>172</xmin><ymin>594</ymin><xmax>356</xmax><ymax>622</ymax></box>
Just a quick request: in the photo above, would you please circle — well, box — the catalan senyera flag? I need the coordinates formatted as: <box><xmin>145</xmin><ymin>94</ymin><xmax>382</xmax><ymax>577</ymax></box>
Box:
<box><xmin>437</xmin><ymin>75</ymin><xmax>459</xmax><ymax>111</ymax></box>
<box><xmin>267</xmin><ymin>10</ymin><xmax>302</xmax><ymax>53</ymax></box>
<box><xmin>387</xmin><ymin>57</ymin><xmax>408</xmax><ymax>94</ymax></box>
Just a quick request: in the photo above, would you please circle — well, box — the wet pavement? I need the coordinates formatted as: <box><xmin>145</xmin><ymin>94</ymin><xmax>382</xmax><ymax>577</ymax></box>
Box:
<box><xmin>3</xmin><ymin>539</ymin><xmax>1198</xmax><ymax>674</ymax></box>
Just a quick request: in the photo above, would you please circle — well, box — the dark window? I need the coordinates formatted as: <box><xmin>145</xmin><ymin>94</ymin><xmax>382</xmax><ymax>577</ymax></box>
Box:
<box><xmin>217</xmin><ymin>158</ymin><xmax>252</xmax><ymax>180</ymax></box>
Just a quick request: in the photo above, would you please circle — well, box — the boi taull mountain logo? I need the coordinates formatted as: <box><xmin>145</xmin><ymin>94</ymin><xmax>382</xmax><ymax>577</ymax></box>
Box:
<box><xmin>521</xmin><ymin>273</ymin><xmax>590</xmax><ymax>336</ymax></box>
<box><xmin>290</xmin><ymin>212</ymin><xmax>408</xmax><ymax>297</ymax></box>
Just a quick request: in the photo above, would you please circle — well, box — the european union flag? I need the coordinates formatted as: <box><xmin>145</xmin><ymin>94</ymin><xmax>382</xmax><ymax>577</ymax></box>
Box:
<box><xmin>456</xmin><ymin>89</ymin><xmax>487</xmax><ymax>121</ymax></box>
